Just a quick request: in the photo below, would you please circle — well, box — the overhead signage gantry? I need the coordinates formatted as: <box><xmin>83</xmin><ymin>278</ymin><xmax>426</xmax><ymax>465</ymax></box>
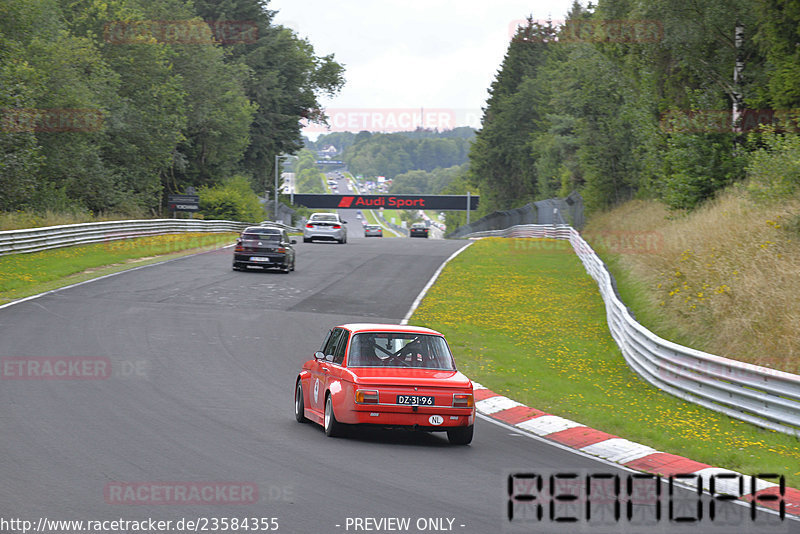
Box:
<box><xmin>292</xmin><ymin>194</ymin><xmax>479</xmax><ymax>211</ymax></box>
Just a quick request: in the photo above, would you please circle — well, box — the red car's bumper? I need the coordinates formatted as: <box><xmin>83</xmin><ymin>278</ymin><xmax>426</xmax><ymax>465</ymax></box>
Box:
<box><xmin>347</xmin><ymin>405</ymin><xmax>475</xmax><ymax>428</ymax></box>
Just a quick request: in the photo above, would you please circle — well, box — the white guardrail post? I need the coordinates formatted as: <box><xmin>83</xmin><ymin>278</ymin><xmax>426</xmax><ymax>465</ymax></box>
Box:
<box><xmin>0</xmin><ymin>219</ymin><xmax>292</xmax><ymax>256</ymax></box>
<box><xmin>461</xmin><ymin>224</ymin><xmax>800</xmax><ymax>438</ymax></box>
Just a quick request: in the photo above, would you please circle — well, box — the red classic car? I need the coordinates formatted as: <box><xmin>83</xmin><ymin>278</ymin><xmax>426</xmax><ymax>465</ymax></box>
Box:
<box><xmin>294</xmin><ymin>324</ymin><xmax>475</xmax><ymax>444</ymax></box>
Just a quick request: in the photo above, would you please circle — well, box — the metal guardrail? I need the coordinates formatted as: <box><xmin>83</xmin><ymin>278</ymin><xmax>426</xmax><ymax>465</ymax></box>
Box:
<box><xmin>0</xmin><ymin>219</ymin><xmax>257</xmax><ymax>256</ymax></box>
<box><xmin>460</xmin><ymin>224</ymin><xmax>800</xmax><ymax>437</ymax></box>
<box><xmin>258</xmin><ymin>221</ymin><xmax>303</xmax><ymax>233</ymax></box>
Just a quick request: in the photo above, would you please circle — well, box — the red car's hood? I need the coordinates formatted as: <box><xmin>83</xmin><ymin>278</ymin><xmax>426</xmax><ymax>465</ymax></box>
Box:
<box><xmin>349</xmin><ymin>368</ymin><xmax>472</xmax><ymax>389</ymax></box>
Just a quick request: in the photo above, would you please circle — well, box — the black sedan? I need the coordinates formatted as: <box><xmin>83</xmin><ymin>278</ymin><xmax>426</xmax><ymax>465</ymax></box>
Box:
<box><xmin>409</xmin><ymin>222</ymin><xmax>429</xmax><ymax>238</ymax></box>
<box><xmin>232</xmin><ymin>226</ymin><xmax>296</xmax><ymax>273</ymax></box>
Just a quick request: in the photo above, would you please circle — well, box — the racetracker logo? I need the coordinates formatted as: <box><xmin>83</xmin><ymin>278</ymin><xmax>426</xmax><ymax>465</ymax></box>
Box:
<box><xmin>103</xmin><ymin>20</ymin><xmax>258</xmax><ymax>45</ymax></box>
<box><xmin>1</xmin><ymin>108</ymin><xmax>103</xmax><ymax>133</ymax></box>
<box><xmin>104</xmin><ymin>482</ymin><xmax>258</xmax><ymax>505</ymax></box>
<box><xmin>303</xmin><ymin>108</ymin><xmax>457</xmax><ymax>133</ymax></box>
<box><xmin>510</xmin><ymin>231</ymin><xmax>664</xmax><ymax>256</ymax></box>
<box><xmin>659</xmin><ymin>109</ymin><xmax>800</xmax><ymax>133</ymax></box>
<box><xmin>579</xmin><ymin>230</ymin><xmax>664</xmax><ymax>255</ymax></box>
<box><xmin>509</xmin><ymin>18</ymin><xmax>664</xmax><ymax>43</ymax></box>
<box><xmin>1</xmin><ymin>357</ymin><xmax>111</xmax><ymax>380</ymax></box>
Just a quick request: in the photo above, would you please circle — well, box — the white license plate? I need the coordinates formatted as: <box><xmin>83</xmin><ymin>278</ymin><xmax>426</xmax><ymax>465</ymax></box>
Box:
<box><xmin>397</xmin><ymin>395</ymin><xmax>434</xmax><ymax>406</ymax></box>
<box><xmin>250</xmin><ymin>257</ymin><xmax>272</xmax><ymax>262</ymax></box>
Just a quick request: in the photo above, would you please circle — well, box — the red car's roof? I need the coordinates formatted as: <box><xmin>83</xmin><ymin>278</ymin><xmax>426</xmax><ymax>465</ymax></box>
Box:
<box><xmin>339</xmin><ymin>323</ymin><xmax>443</xmax><ymax>336</ymax></box>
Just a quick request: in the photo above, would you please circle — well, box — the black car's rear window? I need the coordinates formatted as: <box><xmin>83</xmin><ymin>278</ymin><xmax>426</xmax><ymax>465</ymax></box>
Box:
<box><xmin>347</xmin><ymin>333</ymin><xmax>456</xmax><ymax>370</ymax></box>
<box><xmin>242</xmin><ymin>232</ymin><xmax>280</xmax><ymax>241</ymax></box>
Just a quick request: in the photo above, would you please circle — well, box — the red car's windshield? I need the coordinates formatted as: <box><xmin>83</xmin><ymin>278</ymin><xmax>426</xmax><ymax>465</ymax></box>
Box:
<box><xmin>347</xmin><ymin>333</ymin><xmax>456</xmax><ymax>370</ymax></box>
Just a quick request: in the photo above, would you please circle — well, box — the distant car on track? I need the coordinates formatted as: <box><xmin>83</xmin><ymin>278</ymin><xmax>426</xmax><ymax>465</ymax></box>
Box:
<box><xmin>232</xmin><ymin>226</ymin><xmax>296</xmax><ymax>273</ymax></box>
<box><xmin>364</xmin><ymin>224</ymin><xmax>383</xmax><ymax>237</ymax></box>
<box><xmin>294</xmin><ymin>324</ymin><xmax>475</xmax><ymax>444</ymax></box>
<box><xmin>409</xmin><ymin>222</ymin><xmax>429</xmax><ymax>238</ymax></box>
<box><xmin>303</xmin><ymin>212</ymin><xmax>347</xmax><ymax>244</ymax></box>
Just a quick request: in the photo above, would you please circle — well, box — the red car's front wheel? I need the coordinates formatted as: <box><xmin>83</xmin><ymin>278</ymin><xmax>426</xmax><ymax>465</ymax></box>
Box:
<box><xmin>324</xmin><ymin>395</ymin><xmax>344</xmax><ymax>437</ymax></box>
<box><xmin>295</xmin><ymin>381</ymin><xmax>307</xmax><ymax>423</ymax></box>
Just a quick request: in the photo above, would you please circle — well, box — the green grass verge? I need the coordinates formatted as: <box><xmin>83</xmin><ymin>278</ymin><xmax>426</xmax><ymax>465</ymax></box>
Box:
<box><xmin>381</xmin><ymin>210</ymin><xmax>403</xmax><ymax>226</ymax></box>
<box><xmin>409</xmin><ymin>237</ymin><xmax>800</xmax><ymax>487</ymax></box>
<box><xmin>0</xmin><ymin>233</ymin><xmax>237</xmax><ymax>305</ymax></box>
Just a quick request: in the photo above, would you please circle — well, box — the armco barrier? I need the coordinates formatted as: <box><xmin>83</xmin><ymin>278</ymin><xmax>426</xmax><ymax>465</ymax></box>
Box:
<box><xmin>460</xmin><ymin>224</ymin><xmax>800</xmax><ymax>438</ymax></box>
<box><xmin>0</xmin><ymin>219</ymin><xmax>284</xmax><ymax>256</ymax></box>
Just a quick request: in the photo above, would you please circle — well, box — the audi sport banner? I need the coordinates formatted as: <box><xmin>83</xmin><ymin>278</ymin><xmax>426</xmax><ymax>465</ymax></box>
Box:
<box><xmin>292</xmin><ymin>194</ymin><xmax>479</xmax><ymax>211</ymax></box>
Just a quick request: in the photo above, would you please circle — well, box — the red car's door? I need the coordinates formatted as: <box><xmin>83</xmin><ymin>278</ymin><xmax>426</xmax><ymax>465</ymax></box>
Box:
<box><xmin>309</xmin><ymin>328</ymin><xmax>346</xmax><ymax>414</ymax></box>
<box><xmin>322</xmin><ymin>330</ymin><xmax>350</xmax><ymax>406</ymax></box>
<box><xmin>306</xmin><ymin>328</ymin><xmax>334</xmax><ymax>413</ymax></box>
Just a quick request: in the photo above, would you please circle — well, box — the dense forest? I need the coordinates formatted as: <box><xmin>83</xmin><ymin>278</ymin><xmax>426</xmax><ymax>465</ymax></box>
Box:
<box><xmin>306</xmin><ymin>127</ymin><xmax>475</xmax><ymax>180</ymax></box>
<box><xmin>469</xmin><ymin>0</ymin><xmax>800</xmax><ymax>215</ymax></box>
<box><xmin>388</xmin><ymin>164</ymin><xmax>467</xmax><ymax>196</ymax></box>
<box><xmin>0</xmin><ymin>0</ymin><xmax>343</xmax><ymax>216</ymax></box>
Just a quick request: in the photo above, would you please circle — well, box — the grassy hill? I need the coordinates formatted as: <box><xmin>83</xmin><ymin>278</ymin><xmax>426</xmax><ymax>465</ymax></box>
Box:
<box><xmin>583</xmin><ymin>189</ymin><xmax>800</xmax><ymax>373</ymax></box>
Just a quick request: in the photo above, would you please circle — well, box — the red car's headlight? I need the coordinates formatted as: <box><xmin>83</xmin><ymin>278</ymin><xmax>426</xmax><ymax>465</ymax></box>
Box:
<box><xmin>355</xmin><ymin>390</ymin><xmax>379</xmax><ymax>404</ymax></box>
<box><xmin>452</xmin><ymin>393</ymin><xmax>474</xmax><ymax>408</ymax></box>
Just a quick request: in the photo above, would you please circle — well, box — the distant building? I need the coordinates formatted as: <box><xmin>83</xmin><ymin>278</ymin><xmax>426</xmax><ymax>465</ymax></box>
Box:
<box><xmin>316</xmin><ymin>145</ymin><xmax>338</xmax><ymax>159</ymax></box>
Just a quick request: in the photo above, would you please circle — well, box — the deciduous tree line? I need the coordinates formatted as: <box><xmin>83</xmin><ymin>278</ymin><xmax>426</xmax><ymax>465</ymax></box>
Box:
<box><xmin>0</xmin><ymin>0</ymin><xmax>343</xmax><ymax>215</ymax></box>
<box><xmin>307</xmin><ymin>128</ymin><xmax>475</xmax><ymax>181</ymax></box>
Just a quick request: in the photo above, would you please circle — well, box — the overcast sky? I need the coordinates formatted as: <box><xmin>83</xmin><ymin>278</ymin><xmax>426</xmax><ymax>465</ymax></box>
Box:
<box><xmin>267</xmin><ymin>0</ymin><xmax>579</xmax><ymax>137</ymax></box>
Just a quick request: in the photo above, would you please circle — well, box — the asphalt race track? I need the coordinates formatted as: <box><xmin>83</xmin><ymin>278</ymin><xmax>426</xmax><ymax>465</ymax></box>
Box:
<box><xmin>0</xmin><ymin>236</ymin><xmax>792</xmax><ymax>534</ymax></box>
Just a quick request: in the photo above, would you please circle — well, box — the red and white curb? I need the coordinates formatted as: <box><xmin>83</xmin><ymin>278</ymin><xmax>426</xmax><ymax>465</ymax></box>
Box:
<box><xmin>472</xmin><ymin>382</ymin><xmax>800</xmax><ymax>518</ymax></box>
